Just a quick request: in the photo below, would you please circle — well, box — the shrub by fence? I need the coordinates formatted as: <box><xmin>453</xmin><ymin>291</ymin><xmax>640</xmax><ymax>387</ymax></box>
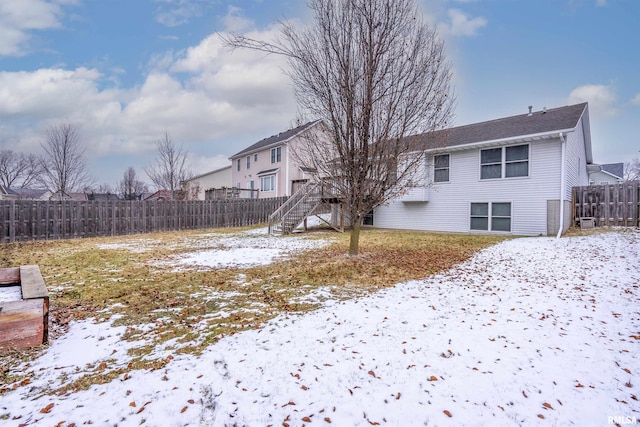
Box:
<box><xmin>572</xmin><ymin>181</ymin><xmax>639</xmax><ymax>227</ymax></box>
<box><xmin>0</xmin><ymin>197</ymin><xmax>287</xmax><ymax>243</ymax></box>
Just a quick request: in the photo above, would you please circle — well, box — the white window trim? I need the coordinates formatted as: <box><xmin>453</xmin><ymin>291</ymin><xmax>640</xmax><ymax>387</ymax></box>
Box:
<box><xmin>469</xmin><ymin>202</ymin><xmax>512</xmax><ymax>233</ymax></box>
<box><xmin>260</xmin><ymin>175</ymin><xmax>276</xmax><ymax>192</ymax></box>
<box><xmin>479</xmin><ymin>144</ymin><xmax>529</xmax><ymax>180</ymax></box>
<box><xmin>433</xmin><ymin>153</ymin><xmax>450</xmax><ymax>183</ymax></box>
<box><xmin>271</xmin><ymin>146</ymin><xmax>282</xmax><ymax>164</ymax></box>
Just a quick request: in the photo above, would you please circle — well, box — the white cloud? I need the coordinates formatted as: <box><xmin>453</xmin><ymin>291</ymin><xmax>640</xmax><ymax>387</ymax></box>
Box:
<box><xmin>188</xmin><ymin>154</ymin><xmax>230</xmax><ymax>176</ymax></box>
<box><xmin>0</xmin><ymin>0</ymin><xmax>75</xmax><ymax>56</ymax></box>
<box><xmin>153</xmin><ymin>0</ymin><xmax>208</xmax><ymax>27</ymax></box>
<box><xmin>222</xmin><ymin>6</ymin><xmax>254</xmax><ymax>33</ymax></box>
<box><xmin>567</xmin><ymin>84</ymin><xmax>617</xmax><ymax>117</ymax></box>
<box><xmin>0</xmin><ymin>25</ymin><xmax>298</xmax><ymax>185</ymax></box>
<box><xmin>437</xmin><ymin>8</ymin><xmax>487</xmax><ymax>37</ymax></box>
<box><xmin>596</xmin><ymin>0</ymin><xmax>607</xmax><ymax>6</ymax></box>
<box><xmin>632</xmin><ymin>93</ymin><xmax>640</xmax><ymax>105</ymax></box>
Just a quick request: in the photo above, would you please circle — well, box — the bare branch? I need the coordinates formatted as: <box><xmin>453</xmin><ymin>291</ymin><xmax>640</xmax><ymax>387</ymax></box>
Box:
<box><xmin>0</xmin><ymin>150</ymin><xmax>42</xmax><ymax>188</ymax></box>
<box><xmin>624</xmin><ymin>158</ymin><xmax>640</xmax><ymax>182</ymax></box>
<box><xmin>118</xmin><ymin>166</ymin><xmax>149</xmax><ymax>200</ymax></box>
<box><xmin>144</xmin><ymin>132</ymin><xmax>193</xmax><ymax>200</ymax></box>
<box><xmin>225</xmin><ymin>0</ymin><xmax>454</xmax><ymax>254</ymax></box>
<box><xmin>40</xmin><ymin>124</ymin><xmax>94</xmax><ymax>193</ymax></box>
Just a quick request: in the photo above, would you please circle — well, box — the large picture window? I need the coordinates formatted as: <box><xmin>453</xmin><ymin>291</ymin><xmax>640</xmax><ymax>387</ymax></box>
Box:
<box><xmin>470</xmin><ymin>202</ymin><xmax>511</xmax><ymax>232</ymax></box>
<box><xmin>271</xmin><ymin>146</ymin><xmax>282</xmax><ymax>164</ymax></box>
<box><xmin>260</xmin><ymin>175</ymin><xmax>275</xmax><ymax>192</ymax></box>
<box><xmin>480</xmin><ymin>145</ymin><xmax>528</xmax><ymax>179</ymax></box>
<box><xmin>434</xmin><ymin>154</ymin><xmax>450</xmax><ymax>182</ymax></box>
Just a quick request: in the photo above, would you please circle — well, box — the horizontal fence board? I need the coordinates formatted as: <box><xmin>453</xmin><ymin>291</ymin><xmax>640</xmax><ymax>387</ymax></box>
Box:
<box><xmin>0</xmin><ymin>198</ymin><xmax>286</xmax><ymax>243</ymax></box>
<box><xmin>572</xmin><ymin>182</ymin><xmax>639</xmax><ymax>227</ymax></box>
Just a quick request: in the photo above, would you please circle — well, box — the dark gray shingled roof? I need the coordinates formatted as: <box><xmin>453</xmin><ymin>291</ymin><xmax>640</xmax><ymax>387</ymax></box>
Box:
<box><xmin>409</xmin><ymin>103</ymin><xmax>589</xmax><ymax>150</ymax></box>
<box><xmin>3</xmin><ymin>187</ymin><xmax>49</xmax><ymax>198</ymax></box>
<box><xmin>230</xmin><ymin>120</ymin><xmax>322</xmax><ymax>159</ymax></box>
<box><xmin>600</xmin><ymin>163</ymin><xmax>624</xmax><ymax>178</ymax></box>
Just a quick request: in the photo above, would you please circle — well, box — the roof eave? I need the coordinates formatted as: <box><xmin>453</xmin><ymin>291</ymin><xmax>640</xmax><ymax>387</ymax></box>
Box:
<box><xmin>423</xmin><ymin>128</ymin><xmax>577</xmax><ymax>154</ymax></box>
<box><xmin>229</xmin><ymin>120</ymin><xmax>322</xmax><ymax>160</ymax></box>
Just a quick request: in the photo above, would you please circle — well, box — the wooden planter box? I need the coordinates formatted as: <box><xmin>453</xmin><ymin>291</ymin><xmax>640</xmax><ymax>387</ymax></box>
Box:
<box><xmin>0</xmin><ymin>265</ymin><xmax>49</xmax><ymax>349</ymax></box>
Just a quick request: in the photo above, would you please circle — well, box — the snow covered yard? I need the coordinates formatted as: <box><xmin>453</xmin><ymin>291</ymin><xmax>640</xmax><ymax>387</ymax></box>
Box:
<box><xmin>2</xmin><ymin>230</ymin><xmax>640</xmax><ymax>426</ymax></box>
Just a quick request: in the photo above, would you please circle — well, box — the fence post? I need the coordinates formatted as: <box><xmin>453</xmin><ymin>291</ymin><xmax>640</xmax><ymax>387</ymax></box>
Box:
<box><xmin>0</xmin><ymin>198</ymin><xmax>287</xmax><ymax>242</ymax></box>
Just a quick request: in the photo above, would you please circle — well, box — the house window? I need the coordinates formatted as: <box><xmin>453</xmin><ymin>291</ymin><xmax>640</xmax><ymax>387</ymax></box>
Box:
<box><xmin>271</xmin><ymin>146</ymin><xmax>282</xmax><ymax>163</ymax></box>
<box><xmin>470</xmin><ymin>203</ymin><xmax>489</xmax><ymax>230</ymax></box>
<box><xmin>260</xmin><ymin>175</ymin><xmax>275</xmax><ymax>192</ymax></box>
<box><xmin>236</xmin><ymin>159</ymin><xmax>241</xmax><ymax>172</ymax></box>
<box><xmin>491</xmin><ymin>203</ymin><xmax>512</xmax><ymax>231</ymax></box>
<box><xmin>480</xmin><ymin>145</ymin><xmax>529</xmax><ymax>179</ymax></box>
<box><xmin>470</xmin><ymin>202</ymin><xmax>511</xmax><ymax>232</ymax></box>
<box><xmin>505</xmin><ymin>145</ymin><xmax>529</xmax><ymax>178</ymax></box>
<box><xmin>254</xmin><ymin>154</ymin><xmax>258</xmax><ymax>162</ymax></box>
<box><xmin>246</xmin><ymin>155</ymin><xmax>250</xmax><ymax>169</ymax></box>
<box><xmin>480</xmin><ymin>148</ymin><xmax>502</xmax><ymax>179</ymax></box>
<box><xmin>434</xmin><ymin>154</ymin><xmax>450</xmax><ymax>182</ymax></box>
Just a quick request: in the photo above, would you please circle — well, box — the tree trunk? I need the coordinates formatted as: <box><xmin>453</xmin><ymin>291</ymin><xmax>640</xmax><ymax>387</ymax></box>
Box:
<box><xmin>349</xmin><ymin>219</ymin><xmax>361</xmax><ymax>256</ymax></box>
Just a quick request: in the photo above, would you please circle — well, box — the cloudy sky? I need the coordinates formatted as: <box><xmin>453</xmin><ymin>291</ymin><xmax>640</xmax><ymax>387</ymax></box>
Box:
<box><xmin>0</xmin><ymin>0</ymin><xmax>638</xmax><ymax>189</ymax></box>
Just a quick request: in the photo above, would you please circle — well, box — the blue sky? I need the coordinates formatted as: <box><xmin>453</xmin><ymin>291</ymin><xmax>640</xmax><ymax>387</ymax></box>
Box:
<box><xmin>0</xmin><ymin>0</ymin><xmax>638</xmax><ymax>189</ymax></box>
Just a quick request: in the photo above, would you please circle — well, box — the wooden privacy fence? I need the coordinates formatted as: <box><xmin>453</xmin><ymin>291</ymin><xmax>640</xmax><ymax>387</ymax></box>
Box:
<box><xmin>0</xmin><ymin>197</ymin><xmax>286</xmax><ymax>243</ymax></box>
<box><xmin>572</xmin><ymin>181</ymin><xmax>640</xmax><ymax>227</ymax></box>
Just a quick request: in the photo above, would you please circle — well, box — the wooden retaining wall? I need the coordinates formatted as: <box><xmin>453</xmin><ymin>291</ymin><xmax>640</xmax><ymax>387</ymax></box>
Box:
<box><xmin>0</xmin><ymin>265</ymin><xmax>49</xmax><ymax>349</ymax></box>
<box><xmin>572</xmin><ymin>182</ymin><xmax>640</xmax><ymax>227</ymax></box>
<box><xmin>0</xmin><ymin>198</ymin><xmax>286</xmax><ymax>243</ymax></box>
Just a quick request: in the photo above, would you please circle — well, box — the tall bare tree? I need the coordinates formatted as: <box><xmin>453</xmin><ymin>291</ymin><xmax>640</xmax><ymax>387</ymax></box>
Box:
<box><xmin>119</xmin><ymin>166</ymin><xmax>149</xmax><ymax>200</ymax></box>
<box><xmin>0</xmin><ymin>149</ymin><xmax>42</xmax><ymax>188</ymax></box>
<box><xmin>144</xmin><ymin>133</ymin><xmax>192</xmax><ymax>200</ymax></box>
<box><xmin>624</xmin><ymin>157</ymin><xmax>640</xmax><ymax>182</ymax></box>
<box><xmin>40</xmin><ymin>124</ymin><xmax>93</xmax><ymax>193</ymax></box>
<box><xmin>224</xmin><ymin>0</ymin><xmax>454</xmax><ymax>254</ymax></box>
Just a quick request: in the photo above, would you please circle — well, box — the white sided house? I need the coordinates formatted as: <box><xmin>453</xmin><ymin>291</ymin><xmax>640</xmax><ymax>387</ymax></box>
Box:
<box><xmin>373</xmin><ymin>103</ymin><xmax>592</xmax><ymax>236</ymax></box>
<box><xmin>230</xmin><ymin>121</ymin><xmax>325</xmax><ymax>199</ymax></box>
<box><xmin>588</xmin><ymin>162</ymin><xmax>624</xmax><ymax>185</ymax></box>
<box><xmin>182</xmin><ymin>166</ymin><xmax>232</xmax><ymax>200</ymax></box>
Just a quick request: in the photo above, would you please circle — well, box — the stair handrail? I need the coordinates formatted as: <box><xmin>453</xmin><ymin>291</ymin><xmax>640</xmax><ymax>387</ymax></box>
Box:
<box><xmin>268</xmin><ymin>181</ymin><xmax>319</xmax><ymax>234</ymax></box>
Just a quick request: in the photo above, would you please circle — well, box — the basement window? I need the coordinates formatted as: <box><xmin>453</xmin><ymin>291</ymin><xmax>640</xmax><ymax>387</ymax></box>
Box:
<box><xmin>470</xmin><ymin>202</ymin><xmax>511</xmax><ymax>232</ymax></box>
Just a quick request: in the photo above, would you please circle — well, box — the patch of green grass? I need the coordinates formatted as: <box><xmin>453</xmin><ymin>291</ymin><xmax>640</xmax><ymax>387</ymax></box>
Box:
<box><xmin>0</xmin><ymin>226</ymin><xmax>507</xmax><ymax>394</ymax></box>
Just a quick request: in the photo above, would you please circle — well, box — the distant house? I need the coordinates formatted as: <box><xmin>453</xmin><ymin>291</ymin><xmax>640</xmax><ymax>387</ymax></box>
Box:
<box><xmin>49</xmin><ymin>190</ymin><xmax>71</xmax><ymax>201</ymax></box>
<box><xmin>87</xmin><ymin>193</ymin><xmax>120</xmax><ymax>201</ymax></box>
<box><xmin>69</xmin><ymin>193</ymin><xmax>89</xmax><ymax>201</ymax></box>
<box><xmin>229</xmin><ymin>121</ymin><xmax>327</xmax><ymax>199</ymax></box>
<box><xmin>143</xmin><ymin>190</ymin><xmax>183</xmax><ymax>201</ymax></box>
<box><xmin>182</xmin><ymin>165</ymin><xmax>232</xmax><ymax>200</ymax></box>
<box><xmin>588</xmin><ymin>162</ymin><xmax>624</xmax><ymax>184</ymax></box>
<box><xmin>0</xmin><ymin>186</ymin><xmax>51</xmax><ymax>201</ymax></box>
<box><xmin>372</xmin><ymin>103</ymin><xmax>593</xmax><ymax>236</ymax></box>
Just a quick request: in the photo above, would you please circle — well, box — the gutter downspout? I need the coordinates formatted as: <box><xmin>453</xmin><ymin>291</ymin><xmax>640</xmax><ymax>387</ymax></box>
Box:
<box><xmin>556</xmin><ymin>133</ymin><xmax>566</xmax><ymax>239</ymax></box>
<box><xmin>285</xmin><ymin>144</ymin><xmax>290</xmax><ymax>197</ymax></box>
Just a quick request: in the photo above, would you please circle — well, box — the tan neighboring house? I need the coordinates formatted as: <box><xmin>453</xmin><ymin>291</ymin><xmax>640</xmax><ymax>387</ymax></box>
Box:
<box><xmin>229</xmin><ymin>120</ymin><xmax>326</xmax><ymax>199</ymax></box>
<box><xmin>182</xmin><ymin>165</ymin><xmax>232</xmax><ymax>200</ymax></box>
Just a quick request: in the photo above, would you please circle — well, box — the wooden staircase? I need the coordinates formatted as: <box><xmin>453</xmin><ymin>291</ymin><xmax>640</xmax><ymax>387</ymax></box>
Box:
<box><xmin>268</xmin><ymin>181</ymin><xmax>325</xmax><ymax>235</ymax></box>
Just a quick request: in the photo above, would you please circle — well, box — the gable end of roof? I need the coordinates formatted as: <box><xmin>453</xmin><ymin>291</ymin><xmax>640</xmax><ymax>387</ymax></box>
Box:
<box><xmin>230</xmin><ymin>120</ymin><xmax>322</xmax><ymax>159</ymax></box>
